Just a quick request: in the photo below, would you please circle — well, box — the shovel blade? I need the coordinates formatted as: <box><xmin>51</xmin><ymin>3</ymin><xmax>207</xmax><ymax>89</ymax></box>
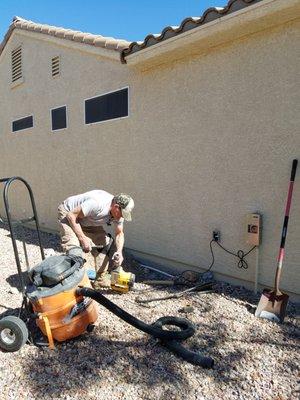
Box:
<box><xmin>255</xmin><ymin>289</ymin><xmax>289</xmax><ymax>323</ymax></box>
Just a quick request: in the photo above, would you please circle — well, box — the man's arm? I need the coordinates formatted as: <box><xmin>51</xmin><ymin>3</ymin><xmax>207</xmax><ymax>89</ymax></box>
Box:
<box><xmin>66</xmin><ymin>206</ymin><xmax>91</xmax><ymax>252</ymax></box>
<box><xmin>113</xmin><ymin>224</ymin><xmax>125</xmax><ymax>265</ymax></box>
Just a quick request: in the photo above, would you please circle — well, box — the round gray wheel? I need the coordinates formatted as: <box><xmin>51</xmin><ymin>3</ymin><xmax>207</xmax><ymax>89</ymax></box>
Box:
<box><xmin>0</xmin><ymin>316</ymin><xmax>28</xmax><ymax>352</ymax></box>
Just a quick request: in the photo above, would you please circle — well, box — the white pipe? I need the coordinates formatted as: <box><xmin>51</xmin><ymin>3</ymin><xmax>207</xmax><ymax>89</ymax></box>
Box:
<box><xmin>139</xmin><ymin>263</ymin><xmax>175</xmax><ymax>278</ymax></box>
<box><xmin>254</xmin><ymin>246</ymin><xmax>259</xmax><ymax>294</ymax></box>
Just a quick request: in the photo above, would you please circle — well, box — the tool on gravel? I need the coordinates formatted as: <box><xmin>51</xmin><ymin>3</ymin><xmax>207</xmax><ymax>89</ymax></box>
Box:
<box><xmin>135</xmin><ymin>281</ymin><xmax>214</xmax><ymax>304</ymax></box>
<box><xmin>140</xmin><ymin>271</ymin><xmax>201</xmax><ymax>286</ymax></box>
<box><xmin>255</xmin><ymin>159</ymin><xmax>298</xmax><ymax>323</ymax></box>
<box><xmin>140</xmin><ymin>280</ymin><xmax>175</xmax><ymax>285</ymax></box>
<box><xmin>134</xmin><ymin>261</ymin><xmax>212</xmax><ymax>286</ymax></box>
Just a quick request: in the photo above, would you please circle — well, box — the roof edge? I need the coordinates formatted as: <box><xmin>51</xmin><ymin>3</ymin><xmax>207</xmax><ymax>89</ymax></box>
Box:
<box><xmin>121</xmin><ymin>0</ymin><xmax>262</xmax><ymax>62</ymax></box>
<box><xmin>0</xmin><ymin>16</ymin><xmax>131</xmax><ymax>59</ymax></box>
<box><xmin>122</xmin><ymin>0</ymin><xmax>300</xmax><ymax>65</ymax></box>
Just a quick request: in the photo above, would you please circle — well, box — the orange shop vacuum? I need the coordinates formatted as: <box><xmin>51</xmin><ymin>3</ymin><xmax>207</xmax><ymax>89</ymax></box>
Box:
<box><xmin>0</xmin><ymin>177</ymin><xmax>98</xmax><ymax>351</ymax></box>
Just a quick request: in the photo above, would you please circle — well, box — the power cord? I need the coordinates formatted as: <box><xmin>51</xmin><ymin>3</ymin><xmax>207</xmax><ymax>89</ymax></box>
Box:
<box><xmin>173</xmin><ymin>239</ymin><xmax>256</xmax><ymax>284</ymax></box>
<box><xmin>214</xmin><ymin>240</ymin><xmax>256</xmax><ymax>269</ymax></box>
<box><xmin>134</xmin><ymin>239</ymin><xmax>256</xmax><ymax>286</ymax></box>
<box><xmin>173</xmin><ymin>239</ymin><xmax>215</xmax><ymax>285</ymax></box>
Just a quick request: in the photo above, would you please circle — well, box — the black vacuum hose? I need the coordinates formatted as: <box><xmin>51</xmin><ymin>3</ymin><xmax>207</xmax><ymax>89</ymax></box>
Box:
<box><xmin>77</xmin><ymin>287</ymin><xmax>214</xmax><ymax>368</ymax></box>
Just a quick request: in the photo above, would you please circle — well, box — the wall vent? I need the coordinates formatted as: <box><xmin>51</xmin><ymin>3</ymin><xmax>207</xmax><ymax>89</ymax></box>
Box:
<box><xmin>11</xmin><ymin>46</ymin><xmax>22</xmax><ymax>82</ymax></box>
<box><xmin>51</xmin><ymin>56</ymin><xmax>60</xmax><ymax>77</ymax></box>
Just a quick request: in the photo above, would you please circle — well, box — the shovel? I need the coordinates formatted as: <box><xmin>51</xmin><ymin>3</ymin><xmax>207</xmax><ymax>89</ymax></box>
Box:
<box><xmin>255</xmin><ymin>159</ymin><xmax>298</xmax><ymax>323</ymax></box>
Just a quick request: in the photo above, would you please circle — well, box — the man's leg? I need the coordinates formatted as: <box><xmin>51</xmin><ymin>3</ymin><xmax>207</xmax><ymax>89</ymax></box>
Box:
<box><xmin>83</xmin><ymin>226</ymin><xmax>115</xmax><ymax>288</ymax></box>
<box><xmin>57</xmin><ymin>203</ymin><xmax>82</xmax><ymax>256</ymax></box>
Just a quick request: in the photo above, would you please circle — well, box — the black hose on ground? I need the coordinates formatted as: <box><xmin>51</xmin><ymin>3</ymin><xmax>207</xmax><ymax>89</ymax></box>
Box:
<box><xmin>77</xmin><ymin>287</ymin><xmax>214</xmax><ymax>368</ymax></box>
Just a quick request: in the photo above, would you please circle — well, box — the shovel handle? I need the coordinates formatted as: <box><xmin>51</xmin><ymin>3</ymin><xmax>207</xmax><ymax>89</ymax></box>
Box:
<box><xmin>291</xmin><ymin>159</ymin><xmax>298</xmax><ymax>181</ymax></box>
<box><xmin>275</xmin><ymin>159</ymin><xmax>297</xmax><ymax>293</ymax></box>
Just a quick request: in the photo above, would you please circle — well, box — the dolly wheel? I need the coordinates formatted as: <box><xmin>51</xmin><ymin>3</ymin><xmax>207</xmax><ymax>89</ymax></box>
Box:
<box><xmin>0</xmin><ymin>316</ymin><xmax>29</xmax><ymax>352</ymax></box>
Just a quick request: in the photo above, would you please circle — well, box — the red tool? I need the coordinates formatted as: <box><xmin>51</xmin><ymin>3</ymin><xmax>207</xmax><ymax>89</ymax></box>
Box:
<box><xmin>255</xmin><ymin>159</ymin><xmax>298</xmax><ymax>323</ymax></box>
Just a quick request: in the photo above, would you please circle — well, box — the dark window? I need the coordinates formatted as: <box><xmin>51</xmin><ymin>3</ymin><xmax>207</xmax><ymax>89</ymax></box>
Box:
<box><xmin>51</xmin><ymin>106</ymin><xmax>67</xmax><ymax>131</ymax></box>
<box><xmin>12</xmin><ymin>116</ymin><xmax>33</xmax><ymax>132</ymax></box>
<box><xmin>85</xmin><ymin>88</ymin><xmax>128</xmax><ymax>124</ymax></box>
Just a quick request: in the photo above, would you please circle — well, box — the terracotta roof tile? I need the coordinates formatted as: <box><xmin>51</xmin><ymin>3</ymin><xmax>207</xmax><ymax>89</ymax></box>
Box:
<box><xmin>54</xmin><ymin>29</ymin><xmax>66</xmax><ymax>39</ymax></box>
<box><xmin>82</xmin><ymin>34</ymin><xmax>97</xmax><ymax>44</ymax></box>
<box><xmin>40</xmin><ymin>26</ymin><xmax>51</xmax><ymax>34</ymax></box>
<box><xmin>73</xmin><ymin>32</ymin><xmax>86</xmax><ymax>42</ymax></box>
<box><xmin>63</xmin><ymin>30</ymin><xmax>76</xmax><ymax>40</ymax></box>
<box><xmin>93</xmin><ymin>37</ymin><xmax>108</xmax><ymax>47</ymax></box>
<box><xmin>0</xmin><ymin>16</ymin><xmax>131</xmax><ymax>57</ymax></box>
<box><xmin>121</xmin><ymin>0</ymin><xmax>262</xmax><ymax>62</ymax></box>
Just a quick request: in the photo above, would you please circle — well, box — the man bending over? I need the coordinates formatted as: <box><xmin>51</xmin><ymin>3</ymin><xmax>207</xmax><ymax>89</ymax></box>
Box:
<box><xmin>58</xmin><ymin>190</ymin><xmax>134</xmax><ymax>287</ymax></box>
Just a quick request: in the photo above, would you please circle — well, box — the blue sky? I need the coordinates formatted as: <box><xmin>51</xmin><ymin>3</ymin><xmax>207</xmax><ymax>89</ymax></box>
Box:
<box><xmin>1</xmin><ymin>0</ymin><xmax>222</xmax><ymax>43</ymax></box>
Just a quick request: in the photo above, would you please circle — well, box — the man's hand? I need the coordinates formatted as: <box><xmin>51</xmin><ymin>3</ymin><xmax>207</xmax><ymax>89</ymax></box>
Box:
<box><xmin>80</xmin><ymin>236</ymin><xmax>92</xmax><ymax>253</ymax></box>
<box><xmin>66</xmin><ymin>206</ymin><xmax>91</xmax><ymax>252</ymax></box>
<box><xmin>112</xmin><ymin>252</ymin><xmax>123</xmax><ymax>266</ymax></box>
<box><xmin>114</xmin><ymin>224</ymin><xmax>124</xmax><ymax>266</ymax></box>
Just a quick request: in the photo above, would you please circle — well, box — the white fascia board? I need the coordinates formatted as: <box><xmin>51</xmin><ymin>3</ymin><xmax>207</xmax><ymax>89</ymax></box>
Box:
<box><xmin>125</xmin><ymin>0</ymin><xmax>300</xmax><ymax>66</ymax></box>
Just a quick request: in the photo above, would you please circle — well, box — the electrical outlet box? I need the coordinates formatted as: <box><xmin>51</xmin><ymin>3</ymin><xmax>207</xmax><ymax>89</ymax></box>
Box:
<box><xmin>213</xmin><ymin>230</ymin><xmax>220</xmax><ymax>242</ymax></box>
<box><xmin>246</xmin><ymin>213</ymin><xmax>262</xmax><ymax>246</ymax></box>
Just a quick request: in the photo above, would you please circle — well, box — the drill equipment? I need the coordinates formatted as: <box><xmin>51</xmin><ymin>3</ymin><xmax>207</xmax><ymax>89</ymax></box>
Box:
<box><xmin>110</xmin><ymin>265</ymin><xmax>135</xmax><ymax>293</ymax></box>
<box><xmin>111</xmin><ymin>252</ymin><xmax>135</xmax><ymax>293</ymax></box>
<box><xmin>90</xmin><ymin>246</ymin><xmax>135</xmax><ymax>293</ymax></box>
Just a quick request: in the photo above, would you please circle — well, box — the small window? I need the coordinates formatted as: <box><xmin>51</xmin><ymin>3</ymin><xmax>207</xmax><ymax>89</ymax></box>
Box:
<box><xmin>12</xmin><ymin>115</ymin><xmax>33</xmax><ymax>132</ymax></box>
<box><xmin>51</xmin><ymin>56</ymin><xmax>60</xmax><ymax>77</ymax></box>
<box><xmin>11</xmin><ymin>46</ymin><xmax>22</xmax><ymax>83</ymax></box>
<box><xmin>85</xmin><ymin>88</ymin><xmax>128</xmax><ymax>124</ymax></box>
<box><xmin>51</xmin><ymin>106</ymin><xmax>67</xmax><ymax>131</ymax></box>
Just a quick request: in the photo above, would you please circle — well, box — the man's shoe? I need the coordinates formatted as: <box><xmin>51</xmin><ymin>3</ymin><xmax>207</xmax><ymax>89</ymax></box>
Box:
<box><xmin>92</xmin><ymin>274</ymin><xmax>111</xmax><ymax>289</ymax></box>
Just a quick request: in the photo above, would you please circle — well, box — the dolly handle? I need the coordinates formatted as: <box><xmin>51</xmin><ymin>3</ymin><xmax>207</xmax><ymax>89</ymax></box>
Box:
<box><xmin>275</xmin><ymin>159</ymin><xmax>298</xmax><ymax>293</ymax></box>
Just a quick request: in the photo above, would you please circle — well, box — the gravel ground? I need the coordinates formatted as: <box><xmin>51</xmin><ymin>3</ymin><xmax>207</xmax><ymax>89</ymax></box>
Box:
<box><xmin>0</xmin><ymin>223</ymin><xmax>299</xmax><ymax>400</ymax></box>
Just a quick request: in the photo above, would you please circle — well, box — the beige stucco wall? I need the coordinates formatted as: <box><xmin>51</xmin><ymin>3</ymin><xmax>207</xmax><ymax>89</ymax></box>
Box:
<box><xmin>0</xmin><ymin>18</ymin><xmax>299</xmax><ymax>298</ymax></box>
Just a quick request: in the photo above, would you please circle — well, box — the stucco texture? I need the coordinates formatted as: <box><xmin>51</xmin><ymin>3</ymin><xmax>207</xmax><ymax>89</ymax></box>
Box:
<box><xmin>0</xmin><ymin>19</ymin><xmax>299</xmax><ymax>298</ymax></box>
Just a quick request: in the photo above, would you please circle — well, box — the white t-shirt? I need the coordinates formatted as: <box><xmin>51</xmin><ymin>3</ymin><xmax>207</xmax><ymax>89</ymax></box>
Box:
<box><xmin>63</xmin><ymin>190</ymin><xmax>123</xmax><ymax>227</ymax></box>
